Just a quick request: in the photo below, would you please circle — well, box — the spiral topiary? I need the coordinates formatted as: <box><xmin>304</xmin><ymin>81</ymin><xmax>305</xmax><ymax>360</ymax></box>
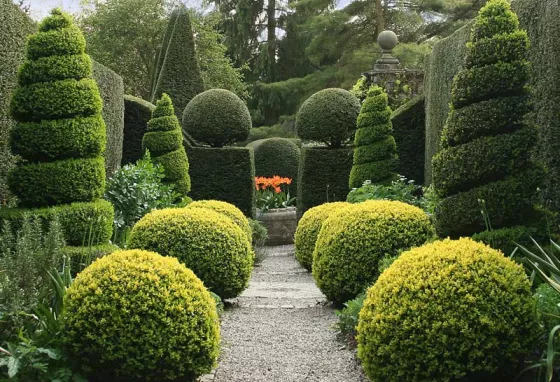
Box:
<box><xmin>248</xmin><ymin>138</ymin><xmax>300</xmax><ymax>191</ymax></box>
<box><xmin>296</xmin><ymin>88</ymin><xmax>361</xmax><ymax>148</ymax></box>
<box><xmin>186</xmin><ymin>200</ymin><xmax>252</xmax><ymax>243</ymax></box>
<box><xmin>294</xmin><ymin>202</ymin><xmax>349</xmax><ymax>271</ymax></box>
<box><xmin>357</xmin><ymin>238</ymin><xmax>538</xmax><ymax>382</ymax></box>
<box><xmin>63</xmin><ymin>249</ymin><xmax>220</xmax><ymax>381</ymax></box>
<box><xmin>128</xmin><ymin>207</ymin><xmax>253</xmax><ymax>298</ymax></box>
<box><xmin>143</xmin><ymin>93</ymin><xmax>190</xmax><ymax>196</ymax></box>
<box><xmin>182</xmin><ymin>89</ymin><xmax>251</xmax><ymax>147</ymax></box>
<box><xmin>312</xmin><ymin>200</ymin><xmax>434</xmax><ymax>304</ymax></box>
<box><xmin>349</xmin><ymin>86</ymin><xmax>398</xmax><ymax>189</ymax></box>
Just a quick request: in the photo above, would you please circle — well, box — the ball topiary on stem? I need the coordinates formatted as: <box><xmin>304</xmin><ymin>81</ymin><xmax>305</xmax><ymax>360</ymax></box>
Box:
<box><xmin>349</xmin><ymin>86</ymin><xmax>398</xmax><ymax>189</ymax></box>
<box><xmin>143</xmin><ymin>93</ymin><xmax>190</xmax><ymax>196</ymax></box>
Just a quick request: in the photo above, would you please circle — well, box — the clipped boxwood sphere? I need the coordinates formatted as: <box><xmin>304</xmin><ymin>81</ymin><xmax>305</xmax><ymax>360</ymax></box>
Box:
<box><xmin>248</xmin><ymin>138</ymin><xmax>300</xmax><ymax>189</ymax></box>
<box><xmin>182</xmin><ymin>89</ymin><xmax>251</xmax><ymax>147</ymax></box>
<box><xmin>296</xmin><ymin>88</ymin><xmax>361</xmax><ymax>148</ymax></box>
<box><xmin>128</xmin><ymin>207</ymin><xmax>253</xmax><ymax>298</ymax></box>
<box><xmin>294</xmin><ymin>202</ymin><xmax>349</xmax><ymax>271</ymax></box>
<box><xmin>357</xmin><ymin>238</ymin><xmax>538</xmax><ymax>382</ymax></box>
<box><xmin>313</xmin><ymin>200</ymin><xmax>434</xmax><ymax>304</ymax></box>
<box><xmin>63</xmin><ymin>249</ymin><xmax>220</xmax><ymax>381</ymax></box>
<box><xmin>186</xmin><ymin>200</ymin><xmax>252</xmax><ymax>243</ymax></box>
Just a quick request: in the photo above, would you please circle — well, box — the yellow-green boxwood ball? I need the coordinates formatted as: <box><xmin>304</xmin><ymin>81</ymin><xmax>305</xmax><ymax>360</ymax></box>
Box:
<box><xmin>312</xmin><ymin>200</ymin><xmax>434</xmax><ymax>304</ymax></box>
<box><xmin>128</xmin><ymin>207</ymin><xmax>254</xmax><ymax>299</ymax></box>
<box><xmin>357</xmin><ymin>238</ymin><xmax>538</xmax><ymax>382</ymax></box>
<box><xmin>62</xmin><ymin>249</ymin><xmax>220</xmax><ymax>381</ymax></box>
<box><xmin>186</xmin><ymin>200</ymin><xmax>252</xmax><ymax>243</ymax></box>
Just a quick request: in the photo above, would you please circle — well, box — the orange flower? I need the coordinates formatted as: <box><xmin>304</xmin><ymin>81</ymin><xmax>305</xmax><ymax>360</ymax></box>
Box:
<box><xmin>273</xmin><ymin>186</ymin><xmax>281</xmax><ymax>194</ymax></box>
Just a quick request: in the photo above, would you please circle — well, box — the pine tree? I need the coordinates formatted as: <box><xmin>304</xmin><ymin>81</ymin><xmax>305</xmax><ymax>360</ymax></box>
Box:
<box><xmin>349</xmin><ymin>86</ymin><xmax>397</xmax><ymax>189</ymax></box>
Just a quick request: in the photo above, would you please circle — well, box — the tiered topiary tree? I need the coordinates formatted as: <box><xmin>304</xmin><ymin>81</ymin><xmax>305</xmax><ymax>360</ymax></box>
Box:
<box><xmin>152</xmin><ymin>6</ymin><xmax>204</xmax><ymax>119</ymax></box>
<box><xmin>3</xmin><ymin>8</ymin><xmax>114</xmax><ymax>247</ymax></box>
<box><xmin>349</xmin><ymin>86</ymin><xmax>398</xmax><ymax>189</ymax></box>
<box><xmin>432</xmin><ymin>0</ymin><xmax>542</xmax><ymax>240</ymax></box>
<box><xmin>143</xmin><ymin>93</ymin><xmax>190</xmax><ymax>196</ymax></box>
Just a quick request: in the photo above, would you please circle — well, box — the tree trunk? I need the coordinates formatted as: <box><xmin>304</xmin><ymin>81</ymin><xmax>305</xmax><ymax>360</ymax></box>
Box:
<box><xmin>267</xmin><ymin>0</ymin><xmax>277</xmax><ymax>82</ymax></box>
<box><xmin>375</xmin><ymin>0</ymin><xmax>384</xmax><ymax>39</ymax></box>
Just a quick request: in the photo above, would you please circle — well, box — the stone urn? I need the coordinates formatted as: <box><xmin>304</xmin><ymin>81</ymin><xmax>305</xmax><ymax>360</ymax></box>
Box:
<box><xmin>257</xmin><ymin>207</ymin><xmax>297</xmax><ymax>246</ymax></box>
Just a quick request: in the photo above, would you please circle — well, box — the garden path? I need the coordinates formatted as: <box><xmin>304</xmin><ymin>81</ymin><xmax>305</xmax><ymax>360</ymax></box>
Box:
<box><xmin>201</xmin><ymin>245</ymin><xmax>367</xmax><ymax>382</ymax></box>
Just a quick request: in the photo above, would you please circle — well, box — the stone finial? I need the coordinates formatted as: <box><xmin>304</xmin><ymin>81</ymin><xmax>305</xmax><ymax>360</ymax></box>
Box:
<box><xmin>376</xmin><ymin>30</ymin><xmax>400</xmax><ymax>66</ymax></box>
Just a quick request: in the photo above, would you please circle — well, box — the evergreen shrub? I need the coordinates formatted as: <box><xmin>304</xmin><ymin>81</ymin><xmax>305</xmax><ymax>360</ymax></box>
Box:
<box><xmin>186</xmin><ymin>200</ymin><xmax>252</xmax><ymax>243</ymax></box>
<box><xmin>248</xmin><ymin>138</ymin><xmax>300</xmax><ymax>190</ymax></box>
<box><xmin>122</xmin><ymin>95</ymin><xmax>155</xmax><ymax>165</ymax></box>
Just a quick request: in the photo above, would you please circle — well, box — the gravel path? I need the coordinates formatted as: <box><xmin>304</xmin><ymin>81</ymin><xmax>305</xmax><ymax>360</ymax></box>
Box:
<box><xmin>204</xmin><ymin>245</ymin><xmax>367</xmax><ymax>382</ymax></box>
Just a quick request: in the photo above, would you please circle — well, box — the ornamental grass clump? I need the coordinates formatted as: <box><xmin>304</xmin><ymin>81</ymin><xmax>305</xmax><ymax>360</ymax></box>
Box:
<box><xmin>312</xmin><ymin>200</ymin><xmax>433</xmax><ymax>304</ymax></box>
<box><xmin>63</xmin><ymin>249</ymin><xmax>220</xmax><ymax>381</ymax></box>
<box><xmin>357</xmin><ymin>238</ymin><xmax>538</xmax><ymax>382</ymax></box>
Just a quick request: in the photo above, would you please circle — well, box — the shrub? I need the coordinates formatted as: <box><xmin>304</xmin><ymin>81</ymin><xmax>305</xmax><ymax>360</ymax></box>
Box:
<box><xmin>182</xmin><ymin>89</ymin><xmax>251</xmax><ymax>147</ymax></box>
<box><xmin>61</xmin><ymin>243</ymin><xmax>118</xmax><ymax>276</ymax></box>
<box><xmin>294</xmin><ymin>202</ymin><xmax>349</xmax><ymax>271</ymax></box>
<box><xmin>432</xmin><ymin>0</ymin><xmax>541</xmax><ymax>238</ymax></box>
<box><xmin>122</xmin><ymin>95</ymin><xmax>154</xmax><ymax>165</ymax></box>
<box><xmin>295</xmin><ymin>88</ymin><xmax>360</xmax><ymax>148</ymax></box>
<box><xmin>128</xmin><ymin>207</ymin><xmax>253</xmax><ymax>298</ymax></box>
<box><xmin>144</xmin><ymin>94</ymin><xmax>190</xmax><ymax>195</ymax></box>
<box><xmin>534</xmin><ymin>283</ymin><xmax>560</xmax><ymax>334</ymax></box>
<box><xmin>357</xmin><ymin>238</ymin><xmax>538</xmax><ymax>382</ymax></box>
<box><xmin>349</xmin><ymin>86</ymin><xmax>397</xmax><ymax>188</ymax></box>
<box><xmin>313</xmin><ymin>200</ymin><xmax>434</xmax><ymax>304</ymax></box>
<box><xmin>186</xmin><ymin>200</ymin><xmax>252</xmax><ymax>243</ymax></box>
<box><xmin>347</xmin><ymin>177</ymin><xmax>424</xmax><ymax>209</ymax></box>
<box><xmin>63</xmin><ymin>249</ymin><xmax>220</xmax><ymax>381</ymax></box>
<box><xmin>248</xmin><ymin>138</ymin><xmax>300</xmax><ymax>191</ymax></box>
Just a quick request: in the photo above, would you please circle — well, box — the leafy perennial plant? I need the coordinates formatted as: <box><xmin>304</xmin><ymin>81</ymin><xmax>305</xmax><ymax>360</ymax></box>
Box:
<box><xmin>255</xmin><ymin>176</ymin><xmax>296</xmax><ymax>211</ymax></box>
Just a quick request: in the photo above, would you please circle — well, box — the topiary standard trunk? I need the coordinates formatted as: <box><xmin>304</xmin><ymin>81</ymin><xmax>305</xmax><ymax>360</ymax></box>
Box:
<box><xmin>431</xmin><ymin>0</ymin><xmax>542</xmax><ymax>239</ymax></box>
<box><xmin>349</xmin><ymin>86</ymin><xmax>398</xmax><ymax>189</ymax></box>
<box><xmin>144</xmin><ymin>93</ymin><xmax>191</xmax><ymax>196</ymax></box>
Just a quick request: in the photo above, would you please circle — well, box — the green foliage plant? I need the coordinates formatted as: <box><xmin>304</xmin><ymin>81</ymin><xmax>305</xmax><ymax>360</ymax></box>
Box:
<box><xmin>62</xmin><ymin>249</ymin><xmax>220</xmax><ymax>381</ymax></box>
<box><xmin>312</xmin><ymin>200</ymin><xmax>434</xmax><ymax>304</ymax></box>
<box><xmin>295</xmin><ymin>88</ymin><xmax>360</xmax><ymax>148</ymax></box>
<box><xmin>182</xmin><ymin>88</ymin><xmax>252</xmax><ymax>147</ymax></box>
<box><xmin>431</xmin><ymin>0</ymin><xmax>541</xmax><ymax>238</ymax></box>
<box><xmin>248</xmin><ymin>138</ymin><xmax>300</xmax><ymax>191</ymax></box>
<box><xmin>357</xmin><ymin>238</ymin><xmax>538</xmax><ymax>382</ymax></box>
<box><xmin>143</xmin><ymin>93</ymin><xmax>190</xmax><ymax>196</ymax></box>
<box><xmin>294</xmin><ymin>202</ymin><xmax>349</xmax><ymax>271</ymax></box>
<box><xmin>128</xmin><ymin>207</ymin><xmax>253</xmax><ymax>299</ymax></box>
<box><xmin>122</xmin><ymin>95</ymin><xmax>155</xmax><ymax>165</ymax></box>
<box><xmin>347</xmin><ymin>176</ymin><xmax>423</xmax><ymax>208</ymax></box>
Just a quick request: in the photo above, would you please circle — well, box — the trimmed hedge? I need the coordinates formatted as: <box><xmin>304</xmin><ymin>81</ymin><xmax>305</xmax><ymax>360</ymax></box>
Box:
<box><xmin>182</xmin><ymin>89</ymin><xmax>251</xmax><ymax>147</ymax></box>
<box><xmin>122</xmin><ymin>95</ymin><xmax>154</xmax><ymax>165</ymax></box>
<box><xmin>187</xmin><ymin>145</ymin><xmax>255</xmax><ymax>217</ymax></box>
<box><xmin>391</xmin><ymin>95</ymin><xmax>425</xmax><ymax>184</ymax></box>
<box><xmin>129</xmin><ymin>208</ymin><xmax>253</xmax><ymax>299</ymax></box>
<box><xmin>247</xmin><ymin>138</ymin><xmax>300</xmax><ymax>191</ymax></box>
<box><xmin>152</xmin><ymin>6</ymin><xmax>204</xmax><ymax>119</ymax></box>
<box><xmin>297</xmin><ymin>146</ymin><xmax>353</xmax><ymax>217</ymax></box>
<box><xmin>63</xmin><ymin>249</ymin><xmax>220</xmax><ymax>381</ymax></box>
<box><xmin>92</xmin><ymin>60</ymin><xmax>124</xmax><ymax>176</ymax></box>
<box><xmin>62</xmin><ymin>243</ymin><xmax>118</xmax><ymax>276</ymax></box>
<box><xmin>350</xmin><ymin>86</ymin><xmax>397</xmax><ymax>188</ymax></box>
<box><xmin>186</xmin><ymin>200</ymin><xmax>252</xmax><ymax>243</ymax></box>
<box><xmin>312</xmin><ymin>200</ymin><xmax>434</xmax><ymax>304</ymax></box>
<box><xmin>295</xmin><ymin>88</ymin><xmax>361</xmax><ymax>148</ymax></box>
<box><xmin>357</xmin><ymin>238</ymin><xmax>537</xmax><ymax>382</ymax></box>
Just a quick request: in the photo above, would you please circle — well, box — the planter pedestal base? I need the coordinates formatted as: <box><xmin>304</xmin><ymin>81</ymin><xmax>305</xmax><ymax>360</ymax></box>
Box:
<box><xmin>257</xmin><ymin>207</ymin><xmax>297</xmax><ymax>246</ymax></box>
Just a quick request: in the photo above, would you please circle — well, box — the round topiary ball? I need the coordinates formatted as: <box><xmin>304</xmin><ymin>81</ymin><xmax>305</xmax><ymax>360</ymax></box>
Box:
<box><xmin>248</xmin><ymin>138</ymin><xmax>300</xmax><ymax>190</ymax></box>
<box><xmin>186</xmin><ymin>200</ymin><xmax>252</xmax><ymax>243</ymax></box>
<box><xmin>62</xmin><ymin>249</ymin><xmax>220</xmax><ymax>381</ymax></box>
<box><xmin>182</xmin><ymin>89</ymin><xmax>251</xmax><ymax>147</ymax></box>
<box><xmin>357</xmin><ymin>238</ymin><xmax>538</xmax><ymax>382</ymax></box>
<box><xmin>312</xmin><ymin>200</ymin><xmax>434</xmax><ymax>304</ymax></box>
<box><xmin>128</xmin><ymin>207</ymin><xmax>253</xmax><ymax>299</ymax></box>
<box><xmin>294</xmin><ymin>202</ymin><xmax>349</xmax><ymax>271</ymax></box>
<box><xmin>296</xmin><ymin>88</ymin><xmax>361</xmax><ymax>148</ymax></box>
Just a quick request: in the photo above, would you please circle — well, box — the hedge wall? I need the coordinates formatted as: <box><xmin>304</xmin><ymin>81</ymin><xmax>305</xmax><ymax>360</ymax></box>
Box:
<box><xmin>122</xmin><ymin>95</ymin><xmax>154</xmax><ymax>165</ymax></box>
<box><xmin>424</xmin><ymin>23</ymin><xmax>471</xmax><ymax>185</ymax></box>
<box><xmin>187</xmin><ymin>145</ymin><xmax>255</xmax><ymax>217</ymax></box>
<box><xmin>0</xmin><ymin>0</ymin><xmax>35</xmax><ymax>202</ymax></box>
<box><xmin>297</xmin><ymin>147</ymin><xmax>353</xmax><ymax>216</ymax></box>
<box><xmin>92</xmin><ymin>61</ymin><xmax>124</xmax><ymax>176</ymax></box>
<box><xmin>391</xmin><ymin>95</ymin><xmax>425</xmax><ymax>184</ymax></box>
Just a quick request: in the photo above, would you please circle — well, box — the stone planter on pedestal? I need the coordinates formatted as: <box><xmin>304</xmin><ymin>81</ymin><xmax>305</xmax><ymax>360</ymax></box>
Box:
<box><xmin>257</xmin><ymin>207</ymin><xmax>297</xmax><ymax>246</ymax></box>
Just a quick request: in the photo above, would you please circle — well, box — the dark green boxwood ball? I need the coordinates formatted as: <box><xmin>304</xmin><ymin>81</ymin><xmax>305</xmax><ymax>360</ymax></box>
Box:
<box><xmin>248</xmin><ymin>138</ymin><xmax>300</xmax><ymax>188</ymax></box>
<box><xmin>296</xmin><ymin>88</ymin><xmax>361</xmax><ymax>148</ymax></box>
<box><xmin>182</xmin><ymin>89</ymin><xmax>251</xmax><ymax>147</ymax></box>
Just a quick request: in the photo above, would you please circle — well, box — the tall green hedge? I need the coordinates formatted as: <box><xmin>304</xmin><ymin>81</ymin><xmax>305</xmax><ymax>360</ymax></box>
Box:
<box><xmin>152</xmin><ymin>6</ymin><xmax>204</xmax><ymax>119</ymax></box>
<box><xmin>297</xmin><ymin>147</ymin><xmax>353</xmax><ymax>216</ymax></box>
<box><xmin>122</xmin><ymin>95</ymin><xmax>154</xmax><ymax>165</ymax></box>
<box><xmin>187</xmin><ymin>145</ymin><xmax>255</xmax><ymax>217</ymax></box>
<box><xmin>432</xmin><ymin>0</ymin><xmax>541</xmax><ymax>238</ymax></box>
<box><xmin>391</xmin><ymin>95</ymin><xmax>425</xmax><ymax>184</ymax></box>
<box><xmin>92</xmin><ymin>61</ymin><xmax>124</xmax><ymax>176</ymax></box>
<box><xmin>247</xmin><ymin>138</ymin><xmax>300</xmax><ymax>191</ymax></box>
